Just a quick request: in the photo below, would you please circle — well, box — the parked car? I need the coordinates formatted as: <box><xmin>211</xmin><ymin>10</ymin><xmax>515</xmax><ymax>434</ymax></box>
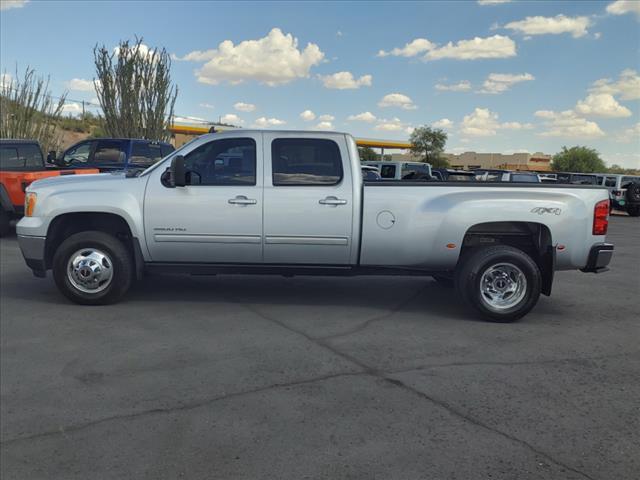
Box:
<box><xmin>556</xmin><ymin>172</ymin><xmax>599</xmax><ymax>185</ymax></box>
<box><xmin>51</xmin><ymin>138</ymin><xmax>174</xmax><ymax>172</ymax></box>
<box><xmin>17</xmin><ymin>130</ymin><xmax>613</xmax><ymax>322</ymax></box>
<box><xmin>0</xmin><ymin>139</ymin><xmax>99</xmax><ymax>236</ymax></box>
<box><xmin>361</xmin><ymin>164</ymin><xmax>381</xmax><ymax>181</ymax></box>
<box><xmin>362</xmin><ymin>161</ymin><xmax>432</xmax><ymax>180</ymax></box>
<box><xmin>473</xmin><ymin>169</ymin><xmax>509</xmax><ymax>182</ymax></box>
<box><xmin>599</xmin><ymin>174</ymin><xmax>640</xmax><ymax>216</ymax></box>
<box><xmin>431</xmin><ymin>168</ymin><xmax>476</xmax><ymax>182</ymax></box>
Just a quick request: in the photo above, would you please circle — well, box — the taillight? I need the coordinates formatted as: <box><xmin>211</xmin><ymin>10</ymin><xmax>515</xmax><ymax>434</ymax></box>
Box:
<box><xmin>593</xmin><ymin>199</ymin><xmax>609</xmax><ymax>235</ymax></box>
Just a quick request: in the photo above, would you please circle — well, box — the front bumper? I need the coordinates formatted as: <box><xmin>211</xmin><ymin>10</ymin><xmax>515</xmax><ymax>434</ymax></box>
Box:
<box><xmin>17</xmin><ymin>235</ymin><xmax>47</xmax><ymax>276</ymax></box>
<box><xmin>581</xmin><ymin>243</ymin><xmax>614</xmax><ymax>273</ymax></box>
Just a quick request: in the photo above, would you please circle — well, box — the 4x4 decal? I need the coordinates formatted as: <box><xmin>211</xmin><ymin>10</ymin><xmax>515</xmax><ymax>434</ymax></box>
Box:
<box><xmin>531</xmin><ymin>207</ymin><xmax>562</xmax><ymax>215</ymax></box>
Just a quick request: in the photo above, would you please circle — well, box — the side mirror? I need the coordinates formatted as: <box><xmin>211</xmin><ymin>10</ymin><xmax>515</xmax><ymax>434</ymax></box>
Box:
<box><xmin>171</xmin><ymin>155</ymin><xmax>186</xmax><ymax>187</ymax></box>
<box><xmin>47</xmin><ymin>151</ymin><xmax>57</xmax><ymax>164</ymax></box>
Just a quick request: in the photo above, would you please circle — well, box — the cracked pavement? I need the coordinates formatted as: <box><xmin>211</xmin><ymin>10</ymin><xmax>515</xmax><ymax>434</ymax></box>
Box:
<box><xmin>1</xmin><ymin>216</ymin><xmax>639</xmax><ymax>479</ymax></box>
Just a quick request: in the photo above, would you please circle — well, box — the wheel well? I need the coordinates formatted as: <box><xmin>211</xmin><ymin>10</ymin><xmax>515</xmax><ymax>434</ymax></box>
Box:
<box><xmin>45</xmin><ymin>212</ymin><xmax>134</xmax><ymax>269</ymax></box>
<box><xmin>460</xmin><ymin>221</ymin><xmax>554</xmax><ymax>296</ymax></box>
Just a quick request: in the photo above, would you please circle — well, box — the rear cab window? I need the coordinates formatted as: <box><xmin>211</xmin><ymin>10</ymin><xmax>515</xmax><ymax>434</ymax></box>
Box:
<box><xmin>379</xmin><ymin>164</ymin><xmax>396</xmax><ymax>179</ymax></box>
<box><xmin>93</xmin><ymin>140</ymin><xmax>126</xmax><ymax>164</ymax></box>
<box><xmin>271</xmin><ymin>138</ymin><xmax>342</xmax><ymax>186</ymax></box>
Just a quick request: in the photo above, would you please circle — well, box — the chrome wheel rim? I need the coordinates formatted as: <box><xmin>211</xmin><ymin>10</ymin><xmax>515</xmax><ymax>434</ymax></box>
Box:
<box><xmin>479</xmin><ymin>262</ymin><xmax>527</xmax><ymax>311</ymax></box>
<box><xmin>67</xmin><ymin>248</ymin><xmax>113</xmax><ymax>294</ymax></box>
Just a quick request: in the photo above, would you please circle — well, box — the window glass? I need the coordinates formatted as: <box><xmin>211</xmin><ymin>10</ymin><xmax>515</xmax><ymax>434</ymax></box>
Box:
<box><xmin>379</xmin><ymin>164</ymin><xmax>396</xmax><ymax>179</ymax></box>
<box><xmin>20</xmin><ymin>144</ymin><xmax>44</xmax><ymax>168</ymax></box>
<box><xmin>570</xmin><ymin>174</ymin><xmax>597</xmax><ymax>185</ymax></box>
<box><xmin>184</xmin><ymin>138</ymin><xmax>256</xmax><ymax>185</ymax></box>
<box><xmin>94</xmin><ymin>140</ymin><xmax>125</xmax><ymax>164</ymax></box>
<box><xmin>0</xmin><ymin>147</ymin><xmax>21</xmax><ymax>169</ymax></box>
<box><xmin>622</xmin><ymin>176</ymin><xmax>640</xmax><ymax>185</ymax></box>
<box><xmin>272</xmin><ymin>138</ymin><xmax>342</xmax><ymax>186</ymax></box>
<box><xmin>486</xmin><ymin>172</ymin><xmax>502</xmax><ymax>182</ymax></box>
<box><xmin>160</xmin><ymin>144</ymin><xmax>174</xmax><ymax>157</ymax></box>
<box><xmin>362</xmin><ymin>168</ymin><xmax>380</xmax><ymax>181</ymax></box>
<box><xmin>448</xmin><ymin>173</ymin><xmax>475</xmax><ymax>181</ymax></box>
<box><xmin>63</xmin><ymin>142</ymin><xmax>92</xmax><ymax>165</ymax></box>
<box><xmin>401</xmin><ymin>163</ymin><xmax>430</xmax><ymax>179</ymax></box>
<box><xmin>604</xmin><ymin>177</ymin><xmax>617</xmax><ymax>187</ymax></box>
<box><xmin>511</xmin><ymin>173</ymin><xmax>540</xmax><ymax>183</ymax></box>
<box><xmin>130</xmin><ymin>143</ymin><xmax>165</xmax><ymax>165</ymax></box>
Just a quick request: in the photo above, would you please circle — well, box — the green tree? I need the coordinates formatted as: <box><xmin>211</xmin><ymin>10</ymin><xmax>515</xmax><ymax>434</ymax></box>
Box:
<box><xmin>358</xmin><ymin>146</ymin><xmax>378</xmax><ymax>161</ymax></box>
<box><xmin>409</xmin><ymin>126</ymin><xmax>449</xmax><ymax>167</ymax></box>
<box><xmin>0</xmin><ymin>67</ymin><xmax>67</xmax><ymax>153</ymax></box>
<box><xmin>551</xmin><ymin>146</ymin><xmax>606</xmax><ymax>173</ymax></box>
<box><xmin>94</xmin><ymin>37</ymin><xmax>178</xmax><ymax>142</ymax></box>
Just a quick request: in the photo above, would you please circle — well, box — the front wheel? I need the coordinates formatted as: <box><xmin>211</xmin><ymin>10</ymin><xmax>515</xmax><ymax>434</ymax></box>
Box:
<box><xmin>53</xmin><ymin>231</ymin><xmax>133</xmax><ymax>305</ymax></box>
<box><xmin>455</xmin><ymin>246</ymin><xmax>541</xmax><ymax>323</ymax></box>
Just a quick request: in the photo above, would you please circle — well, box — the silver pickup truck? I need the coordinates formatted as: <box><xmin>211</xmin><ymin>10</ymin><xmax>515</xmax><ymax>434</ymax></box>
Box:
<box><xmin>16</xmin><ymin>130</ymin><xmax>614</xmax><ymax>322</ymax></box>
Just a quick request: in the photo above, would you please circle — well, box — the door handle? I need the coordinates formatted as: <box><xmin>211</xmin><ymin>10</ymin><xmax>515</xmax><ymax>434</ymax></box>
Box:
<box><xmin>319</xmin><ymin>196</ymin><xmax>347</xmax><ymax>206</ymax></box>
<box><xmin>228</xmin><ymin>195</ymin><xmax>257</xmax><ymax>205</ymax></box>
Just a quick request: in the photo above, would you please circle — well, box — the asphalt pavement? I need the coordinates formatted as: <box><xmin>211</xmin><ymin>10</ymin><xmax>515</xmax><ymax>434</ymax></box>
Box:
<box><xmin>1</xmin><ymin>216</ymin><xmax>639</xmax><ymax>480</ymax></box>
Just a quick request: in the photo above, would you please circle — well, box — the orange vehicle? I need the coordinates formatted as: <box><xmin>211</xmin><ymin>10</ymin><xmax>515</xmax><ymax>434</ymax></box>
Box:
<box><xmin>0</xmin><ymin>139</ymin><xmax>99</xmax><ymax>236</ymax></box>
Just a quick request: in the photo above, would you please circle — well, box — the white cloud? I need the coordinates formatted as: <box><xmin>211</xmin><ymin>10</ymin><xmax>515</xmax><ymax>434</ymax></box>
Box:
<box><xmin>253</xmin><ymin>116</ymin><xmax>286</xmax><ymax>128</ymax></box>
<box><xmin>348</xmin><ymin>112</ymin><xmax>377</xmax><ymax>123</ymax></box>
<box><xmin>174</xmin><ymin>115</ymin><xmax>208</xmax><ymax>124</ymax></box>
<box><xmin>504</xmin><ymin>15</ymin><xmax>591</xmax><ymax>38</ymax></box>
<box><xmin>606</xmin><ymin>1</ymin><xmax>640</xmax><ymax>19</ymax></box>
<box><xmin>299</xmin><ymin>110</ymin><xmax>316</xmax><ymax>121</ymax></box>
<box><xmin>575</xmin><ymin>93</ymin><xmax>632</xmax><ymax>118</ymax></box>
<box><xmin>61</xmin><ymin>102</ymin><xmax>83</xmax><ymax>116</ymax></box>
<box><xmin>234</xmin><ymin>102</ymin><xmax>256</xmax><ymax>112</ymax></box>
<box><xmin>426</xmin><ymin>35</ymin><xmax>516</xmax><ymax>60</ymax></box>
<box><xmin>479</xmin><ymin>72</ymin><xmax>534</xmax><ymax>94</ymax></box>
<box><xmin>114</xmin><ymin>43</ymin><xmax>157</xmax><ymax>61</ymax></box>
<box><xmin>319</xmin><ymin>114</ymin><xmax>335</xmax><ymax>121</ymax></box>
<box><xmin>377</xmin><ymin>38</ymin><xmax>435</xmax><ymax>57</ymax></box>
<box><xmin>478</xmin><ymin>0</ymin><xmax>512</xmax><ymax>4</ymax></box>
<box><xmin>177</xmin><ymin>28</ymin><xmax>324</xmax><ymax>86</ymax></box>
<box><xmin>590</xmin><ymin>69</ymin><xmax>640</xmax><ymax>101</ymax></box>
<box><xmin>433</xmin><ymin>118</ymin><xmax>454</xmax><ymax>129</ymax></box>
<box><xmin>314</xmin><ymin>121</ymin><xmax>334</xmax><ymax>130</ymax></box>
<box><xmin>319</xmin><ymin>71</ymin><xmax>372</xmax><ymax>89</ymax></box>
<box><xmin>200</xmin><ymin>103</ymin><xmax>215</xmax><ymax>109</ymax></box>
<box><xmin>460</xmin><ymin>107</ymin><xmax>532</xmax><ymax>136</ymax></box>
<box><xmin>374</xmin><ymin>117</ymin><xmax>410</xmax><ymax>132</ymax></box>
<box><xmin>535</xmin><ymin>109</ymin><xmax>605</xmax><ymax>138</ymax></box>
<box><xmin>220</xmin><ymin>113</ymin><xmax>243</xmax><ymax>125</ymax></box>
<box><xmin>435</xmin><ymin>80</ymin><xmax>472</xmax><ymax>92</ymax></box>
<box><xmin>65</xmin><ymin>78</ymin><xmax>96</xmax><ymax>92</ymax></box>
<box><xmin>0</xmin><ymin>0</ymin><xmax>29</xmax><ymax>11</ymax></box>
<box><xmin>616</xmin><ymin>122</ymin><xmax>640</xmax><ymax>142</ymax></box>
<box><xmin>378</xmin><ymin>93</ymin><xmax>417</xmax><ymax>110</ymax></box>
<box><xmin>0</xmin><ymin>73</ymin><xmax>11</xmax><ymax>89</ymax></box>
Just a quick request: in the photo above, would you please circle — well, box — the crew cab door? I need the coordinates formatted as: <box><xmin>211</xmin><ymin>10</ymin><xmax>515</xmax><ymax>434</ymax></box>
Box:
<box><xmin>144</xmin><ymin>134</ymin><xmax>263</xmax><ymax>263</ymax></box>
<box><xmin>263</xmin><ymin>133</ymin><xmax>354</xmax><ymax>264</ymax></box>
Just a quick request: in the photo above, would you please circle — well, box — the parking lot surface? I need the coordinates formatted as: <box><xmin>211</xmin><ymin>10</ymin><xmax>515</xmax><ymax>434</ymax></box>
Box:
<box><xmin>1</xmin><ymin>216</ymin><xmax>639</xmax><ymax>479</ymax></box>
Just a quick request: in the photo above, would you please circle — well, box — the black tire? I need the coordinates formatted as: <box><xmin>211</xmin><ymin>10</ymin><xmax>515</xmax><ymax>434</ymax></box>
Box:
<box><xmin>52</xmin><ymin>230</ymin><xmax>133</xmax><ymax>305</ymax></box>
<box><xmin>433</xmin><ymin>275</ymin><xmax>454</xmax><ymax>288</ymax></box>
<box><xmin>625</xmin><ymin>182</ymin><xmax>640</xmax><ymax>203</ymax></box>
<box><xmin>455</xmin><ymin>246</ymin><xmax>541</xmax><ymax>323</ymax></box>
<box><xmin>0</xmin><ymin>210</ymin><xmax>11</xmax><ymax>237</ymax></box>
<box><xmin>627</xmin><ymin>205</ymin><xmax>640</xmax><ymax>217</ymax></box>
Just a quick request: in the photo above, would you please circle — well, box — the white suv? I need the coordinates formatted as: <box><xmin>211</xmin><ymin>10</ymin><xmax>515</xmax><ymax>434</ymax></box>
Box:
<box><xmin>600</xmin><ymin>174</ymin><xmax>640</xmax><ymax>216</ymax></box>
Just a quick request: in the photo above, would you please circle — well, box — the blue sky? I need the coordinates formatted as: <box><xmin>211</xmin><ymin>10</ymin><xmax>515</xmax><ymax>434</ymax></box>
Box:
<box><xmin>1</xmin><ymin>0</ymin><xmax>639</xmax><ymax>167</ymax></box>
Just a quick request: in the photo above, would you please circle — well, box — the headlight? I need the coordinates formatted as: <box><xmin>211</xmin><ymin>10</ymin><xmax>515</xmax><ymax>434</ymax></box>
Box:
<box><xmin>25</xmin><ymin>192</ymin><xmax>37</xmax><ymax>217</ymax></box>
